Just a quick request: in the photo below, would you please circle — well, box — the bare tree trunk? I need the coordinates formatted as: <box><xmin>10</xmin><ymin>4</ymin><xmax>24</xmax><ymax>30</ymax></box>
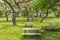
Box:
<box><xmin>12</xmin><ymin>13</ymin><xmax>16</xmax><ymax>25</ymax></box>
<box><xmin>40</xmin><ymin>10</ymin><xmax>49</xmax><ymax>22</ymax></box>
<box><xmin>5</xmin><ymin>11</ymin><xmax>8</xmax><ymax>22</ymax></box>
<box><xmin>25</xmin><ymin>7</ymin><xmax>30</xmax><ymax>22</ymax></box>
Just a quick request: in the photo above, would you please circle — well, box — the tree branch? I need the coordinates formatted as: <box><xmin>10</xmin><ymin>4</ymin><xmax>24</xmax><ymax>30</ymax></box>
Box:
<box><xmin>3</xmin><ymin>0</ymin><xmax>15</xmax><ymax>12</ymax></box>
<box><xmin>14</xmin><ymin>0</ymin><xmax>20</xmax><ymax>9</ymax></box>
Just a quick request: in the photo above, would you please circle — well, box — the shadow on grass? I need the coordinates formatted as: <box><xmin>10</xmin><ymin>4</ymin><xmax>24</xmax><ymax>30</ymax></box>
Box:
<box><xmin>45</xmin><ymin>28</ymin><xmax>60</xmax><ymax>32</ymax></box>
<box><xmin>21</xmin><ymin>35</ymin><xmax>41</xmax><ymax>40</ymax></box>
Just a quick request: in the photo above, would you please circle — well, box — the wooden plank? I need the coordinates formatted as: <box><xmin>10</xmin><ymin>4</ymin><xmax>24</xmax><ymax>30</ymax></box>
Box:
<box><xmin>23</xmin><ymin>28</ymin><xmax>40</xmax><ymax>30</ymax></box>
<box><xmin>22</xmin><ymin>33</ymin><xmax>41</xmax><ymax>35</ymax></box>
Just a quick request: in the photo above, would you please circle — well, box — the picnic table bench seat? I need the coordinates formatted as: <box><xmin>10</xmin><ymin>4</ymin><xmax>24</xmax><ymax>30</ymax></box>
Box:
<box><xmin>22</xmin><ymin>33</ymin><xmax>41</xmax><ymax>35</ymax></box>
<box><xmin>23</xmin><ymin>28</ymin><xmax>40</xmax><ymax>30</ymax></box>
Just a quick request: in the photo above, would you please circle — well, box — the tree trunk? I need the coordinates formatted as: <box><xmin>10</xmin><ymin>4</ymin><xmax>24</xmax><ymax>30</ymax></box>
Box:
<box><xmin>25</xmin><ymin>7</ymin><xmax>30</xmax><ymax>22</ymax></box>
<box><xmin>5</xmin><ymin>11</ymin><xmax>8</xmax><ymax>22</ymax></box>
<box><xmin>27</xmin><ymin>13</ymin><xmax>30</xmax><ymax>22</ymax></box>
<box><xmin>12</xmin><ymin>13</ymin><xmax>16</xmax><ymax>25</ymax></box>
<box><xmin>31</xmin><ymin>9</ymin><xmax>34</xmax><ymax>22</ymax></box>
<box><xmin>31</xmin><ymin>13</ymin><xmax>34</xmax><ymax>22</ymax></box>
<box><xmin>40</xmin><ymin>10</ymin><xmax>49</xmax><ymax>22</ymax></box>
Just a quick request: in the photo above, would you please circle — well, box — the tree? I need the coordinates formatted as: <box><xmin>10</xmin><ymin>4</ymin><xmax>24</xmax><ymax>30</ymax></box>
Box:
<box><xmin>24</xmin><ymin>0</ymin><xmax>31</xmax><ymax>22</ymax></box>
<box><xmin>18</xmin><ymin>0</ymin><xmax>32</xmax><ymax>22</ymax></box>
<box><xmin>3</xmin><ymin>0</ymin><xmax>20</xmax><ymax>25</ymax></box>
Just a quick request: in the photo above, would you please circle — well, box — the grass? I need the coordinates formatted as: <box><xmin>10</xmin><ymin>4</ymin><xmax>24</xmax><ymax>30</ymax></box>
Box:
<box><xmin>0</xmin><ymin>18</ymin><xmax>60</xmax><ymax>40</ymax></box>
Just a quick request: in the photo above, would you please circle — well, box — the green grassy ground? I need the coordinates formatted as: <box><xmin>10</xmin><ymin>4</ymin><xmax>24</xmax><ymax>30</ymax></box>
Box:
<box><xmin>0</xmin><ymin>18</ymin><xmax>60</xmax><ymax>40</ymax></box>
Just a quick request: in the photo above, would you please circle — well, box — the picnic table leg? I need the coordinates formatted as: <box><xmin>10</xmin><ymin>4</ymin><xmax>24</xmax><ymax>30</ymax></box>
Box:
<box><xmin>25</xmin><ymin>24</ymin><xmax>26</xmax><ymax>27</ymax></box>
<box><xmin>36</xmin><ymin>30</ymin><xmax>39</xmax><ymax>33</ymax></box>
